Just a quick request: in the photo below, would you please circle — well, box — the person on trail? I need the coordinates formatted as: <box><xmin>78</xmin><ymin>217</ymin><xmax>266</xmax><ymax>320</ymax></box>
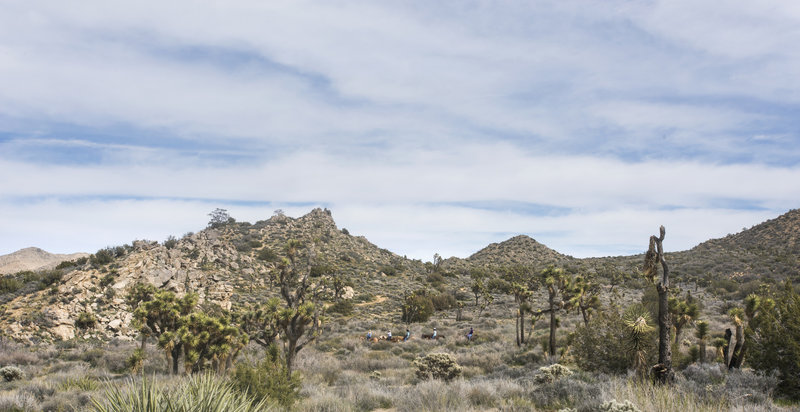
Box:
<box><xmin>387</xmin><ymin>330</ymin><xmax>392</xmax><ymax>339</ymax></box>
<box><xmin>366</xmin><ymin>331</ymin><xmax>372</xmax><ymax>340</ymax></box>
<box><xmin>404</xmin><ymin>329</ymin><xmax>410</xmax><ymax>341</ymax></box>
<box><xmin>467</xmin><ymin>327</ymin><xmax>473</xmax><ymax>341</ymax></box>
<box><xmin>432</xmin><ymin>327</ymin><xmax>437</xmax><ymax>339</ymax></box>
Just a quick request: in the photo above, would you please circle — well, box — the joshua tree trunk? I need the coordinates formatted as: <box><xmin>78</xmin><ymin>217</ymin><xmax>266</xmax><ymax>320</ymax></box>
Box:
<box><xmin>728</xmin><ymin>323</ymin><xmax>744</xmax><ymax>369</ymax></box>
<box><xmin>549</xmin><ymin>299</ymin><xmax>557</xmax><ymax>357</ymax></box>
<box><xmin>699</xmin><ymin>340</ymin><xmax>707</xmax><ymax>363</ymax></box>
<box><xmin>645</xmin><ymin>226</ymin><xmax>673</xmax><ymax>384</ymax></box>
<box><xmin>171</xmin><ymin>344</ymin><xmax>182</xmax><ymax>375</ymax></box>
<box><xmin>723</xmin><ymin>328</ymin><xmax>732</xmax><ymax>366</ymax></box>
<box><xmin>515</xmin><ymin>309</ymin><xmax>521</xmax><ymax>347</ymax></box>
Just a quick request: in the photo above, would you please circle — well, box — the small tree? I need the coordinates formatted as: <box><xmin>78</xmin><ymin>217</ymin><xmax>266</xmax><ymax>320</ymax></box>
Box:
<box><xmin>402</xmin><ymin>290</ymin><xmax>434</xmax><ymax>323</ymax></box>
<box><xmin>208</xmin><ymin>208</ymin><xmax>235</xmax><ymax>228</ymax></box>
<box><xmin>133</xmin><ymin>289</ymin><xmax>198</xmax><ymax>375</ymax></box>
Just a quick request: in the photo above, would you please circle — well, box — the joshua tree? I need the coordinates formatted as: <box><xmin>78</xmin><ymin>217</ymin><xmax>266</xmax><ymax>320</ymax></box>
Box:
<box><xmin>539</xmin><ymin>266</ymin><xmax>573</xmax><ymax>357</ymax></box>
<box><xmin>670</xmin><ymin>292</ymin><xmax>699</xmax><ymax>345</ymax></box>
<box><xmin>642</xmin><ymin>225</ymin><xmax>674</xmax><ymax>384</ymax></box>
<box><xmin>566</xmin><ymin>273</ymin><xmax>601</xmax><ymax>326</ymax></box>
<box><xmin>695</xmin><ymin>320</ymin><xmax>709</xmax><ymax>363</ymax></box>
<box><xmin>268</xmin><ymin>239</ymin><xmax>327</xmax><ymax>376</ymax></box>
<box><xmin>727</xmin><ymin>294</ymin><xmax>761</xmax><ymax>369</ymax></box>
<box><xmin>623</xmin><ymin>304</ymin><xmax>655</xmax><ymax>379</ymax></box>
<box><xmin>499</xmin><ymin>265</ymin><xmax>536</xmax><ymax>346</ymax></box>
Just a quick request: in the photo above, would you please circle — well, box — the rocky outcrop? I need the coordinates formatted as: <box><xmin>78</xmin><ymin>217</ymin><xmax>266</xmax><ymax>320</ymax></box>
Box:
<box><xmin>0</xmin><ymin>208</ymin><xmax>420</xmax><ymax>342</ymax></box>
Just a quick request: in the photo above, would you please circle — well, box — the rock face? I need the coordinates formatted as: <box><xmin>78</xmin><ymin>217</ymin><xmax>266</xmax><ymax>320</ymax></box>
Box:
<box><xmin>0</xmin><ymin>208</ymin><xmax>420</xmax><ymax>342</ymax></box>
<box><xmin>0</xmin><ymin>248</ymin><xmax>89</xmax><ymax>275</ymax></box>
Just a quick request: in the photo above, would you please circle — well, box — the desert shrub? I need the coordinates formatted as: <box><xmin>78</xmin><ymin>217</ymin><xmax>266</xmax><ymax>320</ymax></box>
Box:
<box><xmin>163</xmin><ymin>236</ymin><xmax>178</xmax><ymax>249</ymax></box>
<box><xmin>413</xmin><ymin>353</ymin><xmax>462</xmax><ymax>382</ymax></box>
<box><xmin>534</xmin><ymin>363</ymin><xmax>573</xmax><ymax>384</ymax></box>
<box><xmin>231</xmin><ymin>345</ymin><xmax>301</xmax><ymax>408</ymax></box>
<box><xmin>328</xmin><ymin>300</ymin><xmax>353</xmax><ymax>316</ymax></box>
<box><xmin>426</xmin><ymin>272</ymin><xmax>445</xmax><ymax>286</ymax></box>
<box><xmin>431</xmin><ymin>293</ymin><xmax>456</xmax><ymax>311</ymax></box>
<box><xmin>529</xmin><ymin>373</ymin><xmax>602</xmax><ymax>410</ymax></box>
<box><xmin>20</xmin><ymin>382</ymin><xmax>55</xmax><ymax>401</ymax></box>
<box><xmin>402</xmin><ymin>292</ymin><xmax>434</xmax><ymax>323</ymax></box>
<box><xmin>379</xmin><ymin>265</ymin><xmax>397</xmax><ymax>276</ymax></box>
<box><xmin>75</xmin><ymin>312</ymin><xmax>97</xmax><ymax>330</ymax></box>
<box><xmin>0</xmin><ymin>276</ymin><xmax>23</xmax><ymax>294</ymax></box>
<box><xmin>0</xmin><ymin>365</ymin><xmax>24</xmax><ymax>382</ymax></box>
<box><xmin>99</xmin><ymin>273</ymin><xmax>116</xmax><ymax>288</ymax></box>
<box><xmin>257</xmin><ymin>248</ymin><xmax>278</xmax><ymax>262</ymax></box>
<box><xmin>90</xmin><ymin>248</ymin><xmax>115</xmax><ymax>266</ymax></box>
<box><xmin>0</xmin><ymin>391</ymin><xmax>38</xmax><ymax>411</ymax></box>
<box><xmin>747</xmin><ymin>282</ymin><xmax>800</xmax><ymax>400</ymax></box>
<box><xmin>572</xmin><ymin>305</ymin><xmax>656</xmax><ymax>375</ymax></box>
<box><xmin>598</xmin><ymin>399</ymin><xmax>641</xmax><ymax>412</ymax></box>
<box><xmin>37</xmin><ymin>270</ymin><xmax>63</xmax><ymax>290</ymax></box>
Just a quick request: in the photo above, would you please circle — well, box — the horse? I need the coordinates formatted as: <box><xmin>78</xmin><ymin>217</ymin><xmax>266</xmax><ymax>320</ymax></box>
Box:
<box><xmin>421</xmin><ymin>334</ymin><xmax>445</xmax><ymax>340</ymax></box>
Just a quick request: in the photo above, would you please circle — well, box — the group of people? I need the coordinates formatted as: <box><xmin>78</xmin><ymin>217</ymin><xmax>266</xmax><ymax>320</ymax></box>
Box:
<box><xmin>366</xmin><ymin>326</ymin><xmax>474</xmax><ymax>341</ymax></box>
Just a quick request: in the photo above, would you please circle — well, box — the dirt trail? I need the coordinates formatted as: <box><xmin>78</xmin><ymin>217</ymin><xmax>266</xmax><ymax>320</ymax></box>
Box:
<box><xmin>356</xmin><ymin>295</ymin><xmax>387</xmax><ymax>307</ymax></box>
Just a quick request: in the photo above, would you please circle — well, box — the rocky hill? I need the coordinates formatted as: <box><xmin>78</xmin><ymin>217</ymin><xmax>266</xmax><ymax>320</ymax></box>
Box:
<box><xmin>1</xmin><ymin>207</ymin><xmax>798</xmax><ymax>343</ymax></box>
<box><xmin>0</xmin><ymin>248</ymin><xmax>89</xmax><ymax>275</ymax></box>
<box><xmin>0</xmin><ymin>208</ymin><xmax>424</xmax><ymax>342</ymax></box>
<box><xmin>466</xmin><ymin>235</ymin><xmax>573</xmax><ymax>267</ymax></box>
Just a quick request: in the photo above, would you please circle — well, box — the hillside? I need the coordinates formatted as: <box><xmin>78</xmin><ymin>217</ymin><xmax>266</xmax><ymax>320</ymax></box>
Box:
<box><xmin>2</xmin><ymin>207</ymin><xmax>799</xmax><ymax>343</ymax></box>
<box><xmin>0</xmin><ymin>208</ymin><xmax>424</xmax><ymax>342</ymax></box>
<box><xmin>466</xmin><ymin>235</ymin><xmax>573</xmax><ymax>267</ymax></box>
<box><xmin>0</xmin><ymin>247</ymin><xmax>89</xmax><ymax>275</ymax></box>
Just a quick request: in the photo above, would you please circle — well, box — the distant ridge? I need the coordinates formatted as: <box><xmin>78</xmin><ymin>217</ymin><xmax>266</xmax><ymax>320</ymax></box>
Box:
<box><xmin>0</xmin><ymin>247</ymin><xmax>89</xmax><ymax>275</ymax></box>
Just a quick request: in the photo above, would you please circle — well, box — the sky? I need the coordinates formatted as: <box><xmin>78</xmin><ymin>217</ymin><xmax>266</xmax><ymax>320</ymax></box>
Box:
<box><xmin>1</xmin><ymin>1</ymin><xmax>799</xmax><ymax>260</ymax></box>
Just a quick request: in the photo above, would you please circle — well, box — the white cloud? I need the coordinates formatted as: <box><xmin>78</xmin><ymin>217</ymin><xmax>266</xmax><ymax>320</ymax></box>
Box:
<box><xmin>0</xmin><ymin>1</ymin><xmax>798</xmax><ymax>259</ymax></box>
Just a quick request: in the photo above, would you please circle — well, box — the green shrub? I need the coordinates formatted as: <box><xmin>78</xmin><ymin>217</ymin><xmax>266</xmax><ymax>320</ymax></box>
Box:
<box><xmin>328</xmin><ymin>300</ymin><xmax>354</xmax><ymax>316</ymax></box>
<box><xmin>90</xmin><ymin>248</ymin><xmax>115</xmax><ymax>266</ymax></box>
<box><xmin>401</xmin><ymin>292</ymin><xmax>434</xmax><ymax>323</ymax></box>
<box><xmin>0</xmin><ymin>276</ymin><xmax>23</xmax><ymax>294</ymax></box>
<box><xmin>75</xmin><ymin>311</ymin><xmax>97</xmax><ymax>330</ymax></box>
<box><xmin>431</xmin><ymin>293</ymin><xmax>456</xmax><ymax>311</ymax></box>
<box><xmin>0</xmin><ymin>365</ymin><xmax>24</xmax><ymax>382</ymax></box>
<box><xmin>163</xmin><ymin>236</ymin><xmax>178</xmax><ymax>249</ymax></box>
<box><xmin>413</xmin><ymin>353</ymin><xmax>462</xmax><ymax>382</ymax></box>
<box><xmin>231</xmin><ymin>345</ymin><xmax>301</xmax><ymax>408</ymax></box>
<box><xmin>256</xmin><ymin>248</ymin><xmax>278</xmax><ymax>262</ymax></box>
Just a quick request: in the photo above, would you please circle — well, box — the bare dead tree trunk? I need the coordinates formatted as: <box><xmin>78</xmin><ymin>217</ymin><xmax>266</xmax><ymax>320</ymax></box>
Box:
<box><xmin>723</xmin><ymin>328</ymin><xmax>732</xmax><ymax>366</ymax></box>
<box><xmin>729</xmin><ymin>324</ymin><xmax>744</xmax><ymax>369</ymax></box>
<box><xmin>645</xmin><ymin>226</ymin><xmax>673</xmax><ymax>384</ymax></box>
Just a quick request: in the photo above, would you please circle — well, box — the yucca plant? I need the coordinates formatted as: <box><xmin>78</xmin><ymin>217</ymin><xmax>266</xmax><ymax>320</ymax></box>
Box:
<box><xmin>93</xmin><ymin>374</ymin><xmax>275</xmax><ymax>412</ymax></box>
<box><xmin>623</xmin><ymin>304</ymin><xmax>655</xmax><ymax>379</ymax></box>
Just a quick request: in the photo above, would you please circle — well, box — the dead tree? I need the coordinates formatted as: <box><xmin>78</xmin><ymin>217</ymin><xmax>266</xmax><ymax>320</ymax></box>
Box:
<box><xmin>643</xmin><ymin>225</ymin><xmax>674</xmax><ymax>384</ymax></box>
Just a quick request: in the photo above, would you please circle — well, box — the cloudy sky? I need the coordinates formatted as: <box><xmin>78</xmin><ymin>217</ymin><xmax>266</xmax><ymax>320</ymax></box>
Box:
<box><xmin>1</xmin><ymin>1</ymin><xmax>799</xmax><ymax>260</ymax></box>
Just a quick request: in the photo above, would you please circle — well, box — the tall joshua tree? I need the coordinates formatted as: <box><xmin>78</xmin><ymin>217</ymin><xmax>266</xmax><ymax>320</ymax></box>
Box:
<box><xmin>642</xmin><ymin>225</ymin><xmax>674</xmax><ymax>384</ymax></box>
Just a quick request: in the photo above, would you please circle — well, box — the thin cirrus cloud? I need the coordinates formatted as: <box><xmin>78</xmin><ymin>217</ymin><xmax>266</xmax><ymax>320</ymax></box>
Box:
<box><xmin>0</xmin><ymin>0</ymin><xmax>798</xmax><ymax>259</ymax></box>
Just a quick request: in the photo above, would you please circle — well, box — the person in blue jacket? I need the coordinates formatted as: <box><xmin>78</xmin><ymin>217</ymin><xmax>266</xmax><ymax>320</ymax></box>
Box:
<box><xmin>404</xmin><ymin>329</ymin><xmax>410</xmax><ymax>341</ymax></box>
